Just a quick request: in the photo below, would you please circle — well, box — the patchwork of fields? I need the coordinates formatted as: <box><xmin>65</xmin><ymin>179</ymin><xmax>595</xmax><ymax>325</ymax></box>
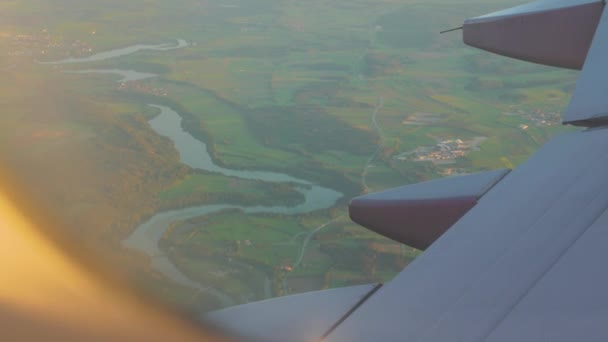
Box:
<box><xmin>0</xmin><ymin>0</ymin><xmax>577</xmax><ymax>312</ymax></box>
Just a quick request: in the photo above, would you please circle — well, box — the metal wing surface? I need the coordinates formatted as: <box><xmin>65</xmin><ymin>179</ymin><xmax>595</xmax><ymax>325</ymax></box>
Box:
<box><xmin>565</xmin><ymin>3</ymin><xmax>608</xmax><ymax>125</ymax></box>
<box><xmin>327</xmin><ymin>127</ymin><xmax>608</xmax><ymax>341</ymax></box>
<box><xmin>209</xmin><ymin>1</ymin><xmax>608</xmax><ymax>341</ymax></box>
<box><xmin>205</xmin><ymin>284</ymin><xmax>381</xmax><ymax>342</ymax></box>
<box><xmin>326</xmin><ymin>1</ymin><xmax>608</xmax><ymax>341</ymax></box>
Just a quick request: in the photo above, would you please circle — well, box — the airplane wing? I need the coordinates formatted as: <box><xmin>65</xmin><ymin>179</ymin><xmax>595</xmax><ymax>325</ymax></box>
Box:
<box><xmin>326</xmin><ymin>127</ymin><xmax>608</xmax><ymax>342</ymax></box>
<box><xmin>349</xmin><ymin>169</ymin><xmax>510</xmax><ymax>250</ymax></box>
<box><xmin>208</xmin><ymin>1</ymin><xmax>608</xmax><ymax>341</ymax></box>
<box><xmin>2</xmin><ymin>1</ymin><xmax>605</xmax><ymax>341</ymax></box>
<box><xmin>206</xmin><ymin>284</ymin><xmax>381</xmax><ymax>341</ymax></box>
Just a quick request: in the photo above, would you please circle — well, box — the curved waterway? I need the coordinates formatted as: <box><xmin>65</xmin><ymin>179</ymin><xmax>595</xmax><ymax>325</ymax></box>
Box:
<box><xmin>40</xmin><ymin>39</ymin><xmax>188</xmax><ymax>64</ymax></box>
<box><xmin>122</xmin><ymin>106</ymin><xmax>341</xmax><ymax>305</ymax></box>
<box><xmin>45</xmin><ymin>41</ymin><xmax>344</xmax><ymax>307</ymax></box>
<box><xmin>66</xmin><ymin>69</ymin><xmax>158</xmax><ymax>82</ymax></box>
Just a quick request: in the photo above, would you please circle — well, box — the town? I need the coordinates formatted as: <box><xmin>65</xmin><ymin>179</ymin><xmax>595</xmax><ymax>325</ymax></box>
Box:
<box><xmin>118</xmin><ymin>81</ymin><xmax>169</xmax><ymax>97</ymax></box>
<box><xmin>4</xmin><ymin>29</ymin><xmax>95</xmax><ymax>60</ymax></box>
<box><xmin>395</xmin><ymin>137</ymin><xmax>486</xmax><ymax>165</ymax></box>
<box><xmin>504</xmin><ymin>108</ymin><xmax>562</xmax><ymax>129</ymax></box>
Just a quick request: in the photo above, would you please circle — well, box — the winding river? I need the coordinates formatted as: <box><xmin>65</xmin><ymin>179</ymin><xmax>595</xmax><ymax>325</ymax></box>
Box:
<box><xmin>46</xmin><ymin>40</ymin><xmax>344</xmax><ymax>306</ymax></box>
<box><xmin>41</xmin><ymin>39</ymin><xmax>188</xmax><ymax>64</ymax></box>
<box><xmin>65</xmin><ymin>69</ymin><xmax>158</xmax><ymax>82</ymax></box>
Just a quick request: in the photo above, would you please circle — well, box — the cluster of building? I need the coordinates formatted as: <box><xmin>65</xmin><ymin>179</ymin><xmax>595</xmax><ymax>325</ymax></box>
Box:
<box><xmin>5</xmin><ymin>29</ymin><xmax>96</xmax><ymax>58</ymax></box>
<box><xmin>524</xmin><ymin>109</ymin><xmax>561</xmax><ymax>126</ymax></box>
<box><xmin>395</xmin><ymin>137</ymin><xmax>486</xmax><ymax>165</ymax></box>
<box><xmin>412</xmin><ymin>139</ymin><xmax>469</xmax><ymax>163</ymax></box>
<box><xmin>118</xmin><ymin>81</ymin><xmax>168</xmax><ymax>97</ymax></box>
<box><xmin>6</xmin><ymin>31</ymin><xmax>58</xmax><ymax>57</ymax></box>
<box><xmin>236</xmin><ymin>239</ymin><xmax>253</xmax><ymax>247</ymax></box>
<box><xmin>65</xmin><ymin>38</ymin><xmax>95</xmax><ymax>57</ymax></box>
<box><xmin>505</xmin><ymin>109</ymin><xmax>562</xmax><ymax>129</ymax></box>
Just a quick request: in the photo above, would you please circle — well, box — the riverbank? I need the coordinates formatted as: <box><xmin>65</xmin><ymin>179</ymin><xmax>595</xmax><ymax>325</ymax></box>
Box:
<box><xmin>123</xmin><ymin>104</ymin><xmax>342</xmax><ymax>305</ymax></box>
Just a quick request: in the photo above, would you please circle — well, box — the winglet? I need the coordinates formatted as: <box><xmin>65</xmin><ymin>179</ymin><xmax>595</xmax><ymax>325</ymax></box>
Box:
<box><xmin>349</xmin><ymin>169</ymin><xmax>510</xmax><ymax>250</ymax></box>
<box><xmin>462</xmin><ymin>0</ymin><xmax>604</xmax><ymax>70</ymax></box>
<box><xmin>563</xmin><ymin>4</ymin><xmax>608</xmax><ymax>126</ymax></box>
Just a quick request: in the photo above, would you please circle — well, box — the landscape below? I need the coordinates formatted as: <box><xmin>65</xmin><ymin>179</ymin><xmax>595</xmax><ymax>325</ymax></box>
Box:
<box><xmin>0</xmin><ymin>0</ymin><xmax>575</xmax><ymax>313</ymax></box>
